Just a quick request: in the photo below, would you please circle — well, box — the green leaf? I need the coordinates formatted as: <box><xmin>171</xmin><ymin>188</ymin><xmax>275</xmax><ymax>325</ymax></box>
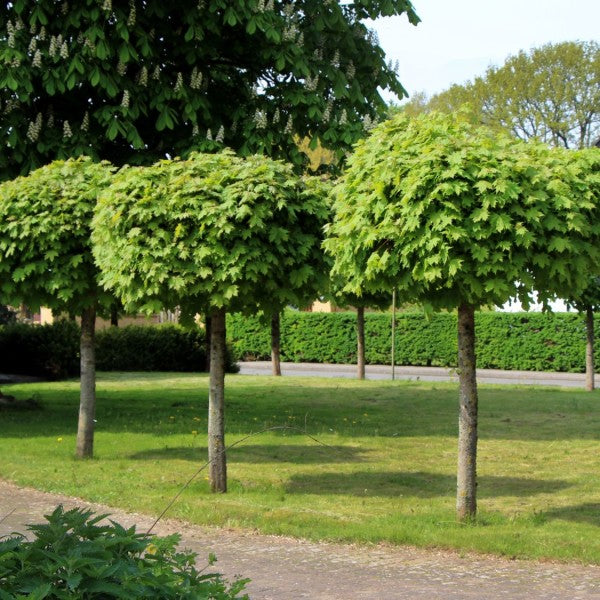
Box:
<box><xmin>90</xmin><ymin>68</ymin><xmax>100</xmax><ymax>86</ymax></box>
<box><xmin>119</xmin><ymin>44</ymin><xmax>129</xmax><ymax>64</ymax></box>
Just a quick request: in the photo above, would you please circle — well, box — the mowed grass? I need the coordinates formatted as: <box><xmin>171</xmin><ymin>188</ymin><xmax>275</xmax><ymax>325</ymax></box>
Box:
<box><xmin>3</xmin><ymin>372</ymin><xmax>600</xmax><ymax>563</ymax></box>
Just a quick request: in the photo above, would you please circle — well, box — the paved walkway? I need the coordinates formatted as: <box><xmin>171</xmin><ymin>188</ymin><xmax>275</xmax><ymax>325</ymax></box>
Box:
<box><xmin>1</xmin><ymin>365</ymin><xmax>591</xmax><ymax>388</ymax></box>
<box><xmin>2</xmin><ymin>480</ymin><xmax>600</xmax><ymax>599</ymax></box>
<box><xmin>238</xmin><ymin>361</ymin><xmax>593</xmax><ymax>388</ymax></box>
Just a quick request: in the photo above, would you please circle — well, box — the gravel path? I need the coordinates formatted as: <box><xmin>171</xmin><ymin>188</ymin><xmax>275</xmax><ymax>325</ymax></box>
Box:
<box><xmin>2</xmin><ymin>480</ymin><xmax>600</xmax><ymax>599</ymax></box>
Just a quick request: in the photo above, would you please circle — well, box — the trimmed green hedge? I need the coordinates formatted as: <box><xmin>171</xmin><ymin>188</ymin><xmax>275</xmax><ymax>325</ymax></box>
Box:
<box><xmin>96</xmin><ymin>325</ymin><xmax>207</xmax><ymax>372</ymax></box>
<box><xmin>227</xmin><ymin>310</ymin><xmax>595</xmax><ymax>373</ymax></box>
<box><xmin>0</xmin><ymin>322</ymin><xmax>237</xmax><ymax>379</ymax></box>
<box><xmin>0</xmin><ymin>320</ymin><xmax>80</xmax><ymax>379</ymax></box>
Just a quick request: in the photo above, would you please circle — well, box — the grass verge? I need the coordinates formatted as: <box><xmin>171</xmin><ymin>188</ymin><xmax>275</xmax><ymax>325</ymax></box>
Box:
<box><xmin>2</xmin><ymin>372</ymin><xmax>600</xmax><ymax>563</ymax></box>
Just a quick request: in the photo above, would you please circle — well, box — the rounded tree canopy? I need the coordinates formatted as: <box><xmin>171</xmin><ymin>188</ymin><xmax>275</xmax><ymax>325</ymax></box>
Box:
<box><xmin>329</xmin><ymin>277</ymin><xmax>391</xmax><ymax>311</ymax></box>
<box><xmin>93</xmin><ymin>150</ymin><xmax>331</xmax><ymax>317</ymax></box>
<box><xmin>0</xmin><ymin>157</ymin><xmax>115</xmax><ymax>314</ymax></box>
<box><xmin>325</xmin><ymin>112</ymin><xmax>600</xmax><ymax>310</ymax></box>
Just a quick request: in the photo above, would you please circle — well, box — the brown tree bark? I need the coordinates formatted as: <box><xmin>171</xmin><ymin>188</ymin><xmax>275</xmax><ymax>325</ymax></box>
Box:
<box><xmin>391</xmin><ymin>290</ymin><xmax>396</xmax><ymax>380</ymax></box>
<box><xmin>204</xmin><ymin>314</ymin><xmax>212</xmax><ymax>373</ymax></box>
<box><xmin>76</xmin><ymin>305</ymin><xmax>96</xmax><ymax>459</ymax></box>
<box><xmin>456</xmin><ymin>303</ymin><xmax>478</xmax><ymax>521</ymax></box>
<box><xmin>357</xmin><ymin>306</ymin><xmax>365</xmax><ymax>380</ymax></box>
<box><xmin>271</xmin><ymin>312</ymin><xmax>282</xmax><ymax>376</ymax></box>
<box><xmin>586</xmin><ymin>306</ymin><xmax>595</xmax><ymax>392</ymax></box>
<box><xmin>208</xmin><ymin>308</ymin><xmax>227</xmax><ymax>492</ymax></box>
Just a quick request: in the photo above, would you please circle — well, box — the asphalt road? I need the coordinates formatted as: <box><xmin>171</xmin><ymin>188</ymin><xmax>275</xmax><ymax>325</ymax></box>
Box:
<box><xmin>238</xmin><ymin>361</ymin><xmax>592</xmax><ymax>388</ymax></box>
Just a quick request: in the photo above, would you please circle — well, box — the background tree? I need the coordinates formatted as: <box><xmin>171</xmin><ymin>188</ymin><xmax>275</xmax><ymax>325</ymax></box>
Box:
<box><xmin>324</xmin><ymin>112</ymin><xmax>600</xmax><ymax>520</ymax></box>
<box><xmin>269</xmin><ymin>175</ymin><xmax>332</xmax><ymax>376</ymax></box>
<box><xmin>0</xmin><ymin>157</ymin><xmax>115</xmax><ymax>458</ymax></box>
<box><xmin>391</xmin><ymin>90</ymin><xmax>429</xmax><ymax>119</ymax></box>
<box><xmin>568</xmin><ymin>278</ymin><xmax>600</xmax><ymax>391</ymax></box>
<box><xmin>426</xmin><ymin>41</ymin><xmax>600</xmax><ymax>149</ymax></box>
<box><xmin>564</xmin><ymin>148</ymin><xmax>600</xmax><ymax>390</ymax></box>
<box><xmin>328</xmin><ymin>286</ymin><xmax>390</xmax><ymax>379</ymax></box>
<box><xmin>0</xmin><ymin>0</ymin><xmax>419</xmax><ymax>179</ymax></box>
<box><xmin>93</xmin><ymin>150</ymin><xmax>329</xmax><ymax>492</ymax></box>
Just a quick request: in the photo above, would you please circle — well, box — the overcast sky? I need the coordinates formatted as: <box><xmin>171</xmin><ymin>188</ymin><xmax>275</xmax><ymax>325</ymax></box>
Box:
<box><xmin>372</xmin><ymin>0</ymin><xmax>600</xmax><ymax>102</ymax></box>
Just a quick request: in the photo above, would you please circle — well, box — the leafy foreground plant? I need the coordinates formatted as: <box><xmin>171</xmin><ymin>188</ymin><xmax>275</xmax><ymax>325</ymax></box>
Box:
<box><xmin>0</xmin><ymin>505</ymin><xmax>249</xmax><ymax>599</ymax></box>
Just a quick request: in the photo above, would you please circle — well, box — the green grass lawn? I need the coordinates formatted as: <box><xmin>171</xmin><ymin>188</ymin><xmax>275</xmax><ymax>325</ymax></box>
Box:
<box><xmin>3</xmin><ymin>372</ymin><xmax>600</xmax><ymax>563</ymax></box>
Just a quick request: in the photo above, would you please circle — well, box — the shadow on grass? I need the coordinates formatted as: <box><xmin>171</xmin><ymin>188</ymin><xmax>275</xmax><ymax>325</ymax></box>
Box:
<box><xmin>543</xmin><ymin>503</ymin><xmax>600</xmax><ymax>527</ymax></box>
<box><xmin>285</xmin><ymin>471</ymin><xmax>571</xmax><ymax>498</ymax></box>
<box><xmin>5</xmin><ymin>376</ymin><xmax>600</xmax><ymax>441</ymax></box>
<box><xmin>129</xmin><ymin>444</ymin><xmax>367</xmax><ymax>464</ymax></box>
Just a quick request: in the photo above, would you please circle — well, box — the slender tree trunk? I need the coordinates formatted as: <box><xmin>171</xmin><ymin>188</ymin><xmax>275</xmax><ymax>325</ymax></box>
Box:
<box><xmin>456</xmin><ymin>303</ymin><xmax>478</xmax><ymax>521</ymax></box>
<box><xmin>110</xmin><ymin>304</ymin><xmax>119</xmax><ymax>327</ymax></box>
<box><xmin>204</xmin><ymin>315</ymin><xmax>212</xmax><ymax>373</ymax></box>
<box><xmin>271</xmin><ymin>312</ymin><xmax>282</xmax><ymax>376</ymax></box>
<box><xmin>208</xmin><ymin>308</ymin><xmax>227</xmax><ymax>493</ymax></box>
<box><xmin>76</xmin><ymin>306</ymin><xmax>96</xmax><ymax>459</ymax></box>
<box><xmin>586</xmin><ymin>306</ymin><xmax>595</xmax><ymax>392</ymax></box>
<box><xmin>391</xmin><ymin>290</ymin><xmax>396</xmax><ymax>381</ymax></box>
<box><xmin>357</xmin><ymin>306</ymin><xmax>365</xmax><ymax>380</ymax></box>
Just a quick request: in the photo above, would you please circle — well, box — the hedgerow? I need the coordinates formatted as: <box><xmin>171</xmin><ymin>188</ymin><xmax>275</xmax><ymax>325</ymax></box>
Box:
<box><xmin>227</xmin><ymin>310</ymin><xmax>593</xmax><ymax>373</ymax></box>
<box><xmin>0</xmin><ymin>322</ymin><xmax>237</xmax><ymax>378</ymax></box>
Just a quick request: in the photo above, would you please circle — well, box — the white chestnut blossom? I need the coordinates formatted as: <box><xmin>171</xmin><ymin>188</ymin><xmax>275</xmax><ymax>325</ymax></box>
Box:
<box><xmin>254</xmin><ymin>109</ymin><xmax>267</xmax><ymax>129</ymax></box>
<box><xmin>174</xmin><ymin>72</ymin><xmax>184</xmax><ymax>92</ymax></box>
<box><xmin>27</xmin><ymin>113</ymin><xmax>43</xmax><ymax>142</ymax></box>
<box><xmin>127</xmin><ymin>1</ymin><xmax>137</xmax><ymax>27</ymax></box>
<box><xmin>63</xmin><ymin>120</ymin><xmax>73</xmax><ymax>139</ymax></box>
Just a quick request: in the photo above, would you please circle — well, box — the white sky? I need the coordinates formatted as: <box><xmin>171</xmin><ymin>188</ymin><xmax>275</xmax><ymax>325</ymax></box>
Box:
<box><xmin>372</xmin><ymin>0</ymin><xmax>600</xmax><ymax>101</ymax></box>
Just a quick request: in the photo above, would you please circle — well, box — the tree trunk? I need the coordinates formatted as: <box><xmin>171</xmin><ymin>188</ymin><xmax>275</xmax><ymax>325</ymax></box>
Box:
<box><xmin>357</xmin><ymin>306</ymin><xmax>365</xmax><ymax>380</ymax></box>
<box><xmin>586</xmin><ymin>306</ymin><xmax>595</xmax><ymax>392</ymax></box>
<box><xmin>456</xmin><ymin>303</ymin><xmax>478</xmax><ymax>521</ymax></box>
<box><xmin>271</xmin><ymin>312</ymin><xmax>282</xmax><ymax>376</ymax></box>
<box><xmin>76</xmin><ymin>306</ymin><xmax>96</xmax><ymax>459</ymax></box>
<box><xmin>110</xmin><ymin>304</ymin><xmax>119</xmax><ymax>327</ymax></box>
<box><xmin>208</xmin><ymin>308</ymin><xmax>227</xmax><ymax>493</ymax></box>
<box><xmin>204</xmin><ymin>315</ymin><xmax>212</xmax><ymax>373</ymax></box>
<box><xmin>391</xmin><ymin>290</ymin><xmax>396</xmax><ymax>381</ymax></box>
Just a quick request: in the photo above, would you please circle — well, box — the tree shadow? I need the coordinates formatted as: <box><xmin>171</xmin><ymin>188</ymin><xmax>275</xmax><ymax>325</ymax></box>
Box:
<box><xmin>129</xmin><ymin>444</ymin><xmax>367</xmax><ymax>464</ymax></box>
<box><xmin>285</xmin><ymin>471</ymin><xmax>571</xmax><ymax>498</ymax></box>
<box><xmin>6</xmin><ymin>376</ymin><xmax>600</xmax><ymax>442</ymax></box>
<box><xmin>543</xmin><ymin>503</ymin><xmax>600</xmax><ymax>527</ymax></box>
